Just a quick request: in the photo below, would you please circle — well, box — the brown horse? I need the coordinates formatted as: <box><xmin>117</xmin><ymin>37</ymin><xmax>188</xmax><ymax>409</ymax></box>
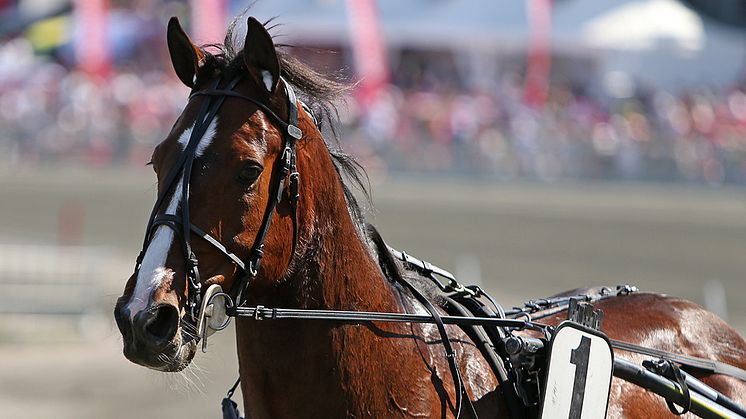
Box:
<box><xmin>114</xmin><ymin>16</ymin><xmax>746</xmax><ymax>418</ymax></box>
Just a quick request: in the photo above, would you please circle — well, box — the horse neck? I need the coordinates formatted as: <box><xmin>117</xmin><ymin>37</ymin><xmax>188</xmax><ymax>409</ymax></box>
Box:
<box><xmin>235</xmin><ymin>127</ymin><xmax>411</xmax><ymax>417</ymax></box>
<box><xmin>289</xmin><ymin>132</ymin><xmax>399</xmax><ymax>312</ymax></box>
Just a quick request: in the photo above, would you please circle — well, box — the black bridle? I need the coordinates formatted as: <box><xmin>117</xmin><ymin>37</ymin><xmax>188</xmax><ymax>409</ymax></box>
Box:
<box><xmin>133</xmin><ymin>74</ymin><xmax>302</xmax><ymax>327</ymax></box>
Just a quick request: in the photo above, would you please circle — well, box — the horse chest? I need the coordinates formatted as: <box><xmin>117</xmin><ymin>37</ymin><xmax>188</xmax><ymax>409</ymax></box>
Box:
<box><xmin>236</xmin><ymin>320</ymin><xmax>447</xmax><ymax>418</ymax></box>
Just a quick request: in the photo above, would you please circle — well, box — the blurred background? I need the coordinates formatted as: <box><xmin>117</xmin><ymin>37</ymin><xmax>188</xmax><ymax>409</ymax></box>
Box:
<box><xmin>1</xmin><ymin>0</ymin><xmax>745</xmax><ymax>417</ymax></box>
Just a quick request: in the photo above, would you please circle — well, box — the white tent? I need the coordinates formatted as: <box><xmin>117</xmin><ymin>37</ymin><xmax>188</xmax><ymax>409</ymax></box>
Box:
<box><xmin>239</xmin><ymin>0</ymin><xmax>746</xmax><ymax>90</ymax></box>
<box><xmin>240</xmin><ymin>0</ymin><xmax>530</xmax><ymax>48</ymax></box>
<box><xmin>582</xmin><ymin>0</ymin><xmax>704</xmax><ymax>52</ymax></box>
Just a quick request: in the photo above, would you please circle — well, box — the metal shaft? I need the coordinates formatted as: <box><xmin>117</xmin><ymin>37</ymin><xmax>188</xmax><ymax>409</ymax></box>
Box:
<box><xmin>614</xmin><ymin>358</ymin><xmax>745</xmax><ymax>419</ymax></box>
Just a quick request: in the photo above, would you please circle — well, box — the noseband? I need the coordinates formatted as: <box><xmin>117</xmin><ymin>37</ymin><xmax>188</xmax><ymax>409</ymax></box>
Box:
<box><xmin>133</xmin><ymin>74</ymin><xmax>302</xmax><ymax>328</ymax></box>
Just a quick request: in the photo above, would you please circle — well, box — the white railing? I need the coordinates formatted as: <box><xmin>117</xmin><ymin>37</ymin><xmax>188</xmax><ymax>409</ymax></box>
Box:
<box><xmin>0</xmin><ymin>242</ymin><xmax>120</xmax><ymax>341</ymax></box>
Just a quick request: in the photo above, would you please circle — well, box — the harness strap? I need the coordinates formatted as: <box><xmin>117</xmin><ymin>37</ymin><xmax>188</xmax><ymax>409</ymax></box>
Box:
<box><xmin>220</xmin><ymin>81</ymin><xmax>301</xmax><ymax>306</ymax></box>
<box><xmin>181</xmin><ymin>77</ymin><xmax>242</xmax><ymax>320</ymax></box>
<box><xmin>366</xmin><ymin>226</ymin><xmax>476</xmax><ymax>418</ymax></box>
<box><xmin>388</xmin><ymin>246</ymin><xmax>459</xmax><ymax>286</ymax></box>
<box><xmin>448</xmin><ymin>295</ymin><xmax>526</xmax><ymax>419</ymax></box>
<box><xmin>661</xmin><ymin>361</ymin><xmax>692</xmax><ymax>415</ymax></box>
<box><xmin>396</xmin><ymin>274</ymin><xmax>475</xmax><ymax>418</ymax></box>
<box><xmin>612</xmin><ymin>339</ymin><xmax>746</xmax><ymax>382</ymax></box>
<box><xmin>190</xmin><ymin>89</ymin><xmax>296</xmax><ymax>136</ymax></box>
<box><xmin>138</xmin><ymin>77</ymin><xmax>242</xmax><ymax>322</ymax></box>
<box><xmin>445</xmin><ymin>296</ymin><xmax>527</xmax><ymax>419</ymax></box>
<box><xmin>150</xmin><ymin>216</ymin><xmax>247</xmax><ymax>272</ymax></box>
<box><xmin>508</xmin><ymin>286</ymin><xmax>638</xmax><ymax>321</ymax></box>
<box><xmin>646</xmin><ymin>359</ymin><xmax>746</xmax><ymax>417</ymax></box>
<box><xmin>285</xmin><ymin>82</ymin><xmax>300</xmax><ymax>262</ymax></box>
<box><xmin>139</xmin><ymin>79</ymin><xmax>220</xmax><ymax>252</ymax></box>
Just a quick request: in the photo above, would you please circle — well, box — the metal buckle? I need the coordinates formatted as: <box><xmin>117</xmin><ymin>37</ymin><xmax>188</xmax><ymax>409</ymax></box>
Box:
<box><xmin>616</xmin><ymin>284</ymin><xmax>639</xmax><ymax>295</ymax></box>
<box><xmin>254</xmin><ymin>305</ymin><xmax>265</xmax><ymax>320</ymax></box>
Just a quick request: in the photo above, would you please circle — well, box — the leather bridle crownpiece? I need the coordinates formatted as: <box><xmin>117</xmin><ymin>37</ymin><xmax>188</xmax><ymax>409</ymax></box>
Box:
<box><xmin>133</xmin><ymin>74</ymin><xmax>302</xmax><ymax>331</ymax></box>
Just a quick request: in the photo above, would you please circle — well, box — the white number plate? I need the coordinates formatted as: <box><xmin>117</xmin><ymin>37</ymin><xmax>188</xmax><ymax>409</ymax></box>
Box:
<box><xmin>539</xmin><ymin>321</ymin><xmax>614</xmax><ymax>419</ymax></box>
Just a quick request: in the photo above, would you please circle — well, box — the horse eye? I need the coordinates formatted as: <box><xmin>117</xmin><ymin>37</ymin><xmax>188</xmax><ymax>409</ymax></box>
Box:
<box><xmin>237</xmin><ymin>163</ymin><xmax>263</xmax><ymax>186</ymax></box>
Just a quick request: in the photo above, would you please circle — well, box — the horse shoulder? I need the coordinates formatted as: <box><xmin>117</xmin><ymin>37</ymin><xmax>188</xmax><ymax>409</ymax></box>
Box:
<box><xmin>598</xmin><ymin>293</ymin><xmax>746</xmax><ymax>415</ymax></box>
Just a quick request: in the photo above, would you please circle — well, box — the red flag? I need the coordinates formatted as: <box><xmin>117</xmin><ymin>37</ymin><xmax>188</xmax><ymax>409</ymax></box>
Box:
<box><xmin>74</xmin><ymin>0</ymin><xmax>111</xmax><ymax>80</ymax></box>
<box><xmin>524</xmin><ymin>0</ymin><xmax>553</xmax><ymax>108</ymax></box>
<box><xmin>345</xmin><ymin>0</ymin><xmax>389</xmax><ymax>108</ymax></box>
<box><xmin>191</xmin><ymin>0</ymin><xmax>228</xmax><ymax>45</ymax></box>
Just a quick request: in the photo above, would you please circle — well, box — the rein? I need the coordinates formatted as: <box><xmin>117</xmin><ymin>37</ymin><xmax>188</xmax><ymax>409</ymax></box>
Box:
<box><xmin>216</xmin><ymin>281</ymin><xmax>746</xmax><ymax>419</ymax></box>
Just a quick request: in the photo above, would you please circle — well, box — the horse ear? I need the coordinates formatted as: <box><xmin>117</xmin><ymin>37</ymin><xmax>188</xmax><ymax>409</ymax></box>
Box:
<box><xmin>243</xmin><ymin>17</ymin><xmax>280</xmax><ymax>93</ymax></box>
<box><xmin>167</xmin><ymin>17</ymin><xmax>204</xmax><ymax>88</ymax></box>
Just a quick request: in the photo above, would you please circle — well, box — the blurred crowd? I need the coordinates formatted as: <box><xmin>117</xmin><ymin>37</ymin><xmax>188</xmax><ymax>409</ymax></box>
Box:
<box><xmin>0</xmin><ymin>35</ymin><xmax>187</xmax><ymax>168</ymax></box>
<box><xmin>348</xmin><ymin>76</ymin><xmax>746</xmax><ymax>185</ymax></box>
<box><xmin>2</xmin><ymin>34</ymin><xmax>746</xmax><ymax>186</ymax></box>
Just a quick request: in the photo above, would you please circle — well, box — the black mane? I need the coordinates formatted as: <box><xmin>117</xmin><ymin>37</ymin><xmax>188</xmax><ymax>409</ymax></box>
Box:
<box><xmin>196</xmin><ymin>17</ymin><xmax>370</xmax><ymax>226</ymax></box>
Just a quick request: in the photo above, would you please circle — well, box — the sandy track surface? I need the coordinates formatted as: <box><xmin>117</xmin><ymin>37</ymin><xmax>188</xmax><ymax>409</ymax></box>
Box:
<box><xmin>1</xmin><ymin>167</ymin><xmax>744</xmax><ymax>418</ymax></box>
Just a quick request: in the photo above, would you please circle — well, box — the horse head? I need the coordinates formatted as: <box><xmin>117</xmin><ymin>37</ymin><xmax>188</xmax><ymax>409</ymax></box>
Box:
<box><xmin>113</xmin><ymin>16</ymin><xmax>334</xmax><ymax>371</ymax></box>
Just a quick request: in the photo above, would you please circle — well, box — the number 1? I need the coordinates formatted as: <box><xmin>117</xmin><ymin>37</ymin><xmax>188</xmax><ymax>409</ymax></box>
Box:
<box><xmin>568</xmin><ymin>336</ymin><xmax>591</xmax><ymax>419</ymax></box>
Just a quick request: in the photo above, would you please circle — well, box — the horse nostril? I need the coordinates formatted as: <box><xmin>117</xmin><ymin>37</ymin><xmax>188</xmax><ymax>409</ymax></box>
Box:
<box><xmin>142</xmin><ymin>304</ymin><xmax>179</xmax><ymax>343</ymax></box>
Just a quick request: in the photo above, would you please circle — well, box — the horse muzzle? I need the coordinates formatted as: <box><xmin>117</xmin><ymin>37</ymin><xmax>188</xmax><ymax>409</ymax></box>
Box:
<box><xmin>114</xmin><ymin>300</ymin><xmax>196</xmax><ymax>372</ymax></box>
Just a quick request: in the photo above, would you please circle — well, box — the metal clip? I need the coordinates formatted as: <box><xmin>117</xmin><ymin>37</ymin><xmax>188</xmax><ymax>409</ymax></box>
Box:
<box><xmin>279</xmin><ymin>147</ymin><xmax>292</xmax><ymax>175</ymax></box>
<box><xmin>448</xmin><ymin>280</ymin><xmax>477</xmax><ymax>297</ymax></box>
<box><xmin>247</xmin><ymin>259</ymin><xmax>259</xmax><ymax>277</ymax></box>
<box><xmin>616</xmin><ymin>284</ymin><xmax>639</xmax><ymax>295</ymax></box>
<box><xmin>287</xmin><ymin>124</ymin><xmax>302</xmax><ymax>140</ymax></box>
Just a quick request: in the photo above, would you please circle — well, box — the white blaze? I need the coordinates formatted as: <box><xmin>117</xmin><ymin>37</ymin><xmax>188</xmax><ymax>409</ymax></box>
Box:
<box><xmin>126</xmin><ymin>117</ymin><xmax>218</xmax><ymax>319</ymax></box>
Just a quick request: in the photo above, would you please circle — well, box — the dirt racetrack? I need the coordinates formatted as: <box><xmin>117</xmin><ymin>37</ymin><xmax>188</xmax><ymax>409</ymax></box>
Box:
<box><xmin>1</xmin><ymin>166</ymin><xmax>744</xmax><ymax>418</ymax></box>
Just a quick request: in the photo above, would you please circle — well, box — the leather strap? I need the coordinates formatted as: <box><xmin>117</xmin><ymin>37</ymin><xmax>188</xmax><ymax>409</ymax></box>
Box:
<box><xmin>396</xmin><ymin>274</ymin><xmax>476</xmax><ymax>418</ymax></box>
<box><xmin>612</xmin><ymin>339</ymin><xmax>746</xmax><ymax>382</ymax></box>
<box><xmin>366</xmin><ymin>224</ymin><xmax>476</xmax><ymax>418</ymax></box>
